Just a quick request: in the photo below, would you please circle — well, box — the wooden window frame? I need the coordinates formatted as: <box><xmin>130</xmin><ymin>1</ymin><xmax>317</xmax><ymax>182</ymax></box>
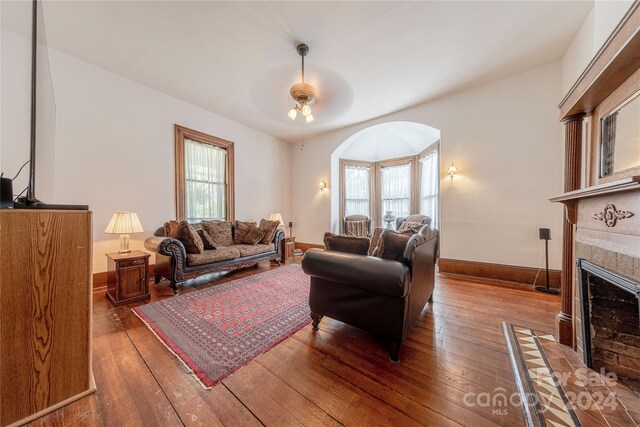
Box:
<box><xmin>340</xmin><ymin>155</ymin><xmax>420</xmax><ymax>231</ymax></box>
<box><xmin>174</xmin><ymin>124</ymin><xmax>235</xmax><ymax>222</ymax></box>
<box><xmin>375</xmin><ymin>155</ymin><xmax>419</xmax><ymax>227</ymax></box>
<box><xmin>339</xmin><ymin>159</ymin><xmax>375</xmax><ymax>233</ymax></box>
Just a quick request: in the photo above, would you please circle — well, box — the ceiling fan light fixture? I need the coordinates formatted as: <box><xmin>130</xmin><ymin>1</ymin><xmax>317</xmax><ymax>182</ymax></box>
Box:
<box><xmin>287</xmin><ymin>43</ymin><xmax>317</xmax><ymax>123</ymax></box>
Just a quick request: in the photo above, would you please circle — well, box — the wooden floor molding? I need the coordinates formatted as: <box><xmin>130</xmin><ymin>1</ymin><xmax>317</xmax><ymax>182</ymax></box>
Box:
<box><xmin>26</xmin><ymin>259</ymin><xmax>576</xmax><ymax>426</ymax></box>
<box><xmin>439</xmin><ymin>258</ymin><xmax>561</xmax><ymax>288</ymax></box>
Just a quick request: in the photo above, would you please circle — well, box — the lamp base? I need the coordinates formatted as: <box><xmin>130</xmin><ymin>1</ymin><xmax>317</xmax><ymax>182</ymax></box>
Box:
<box><xmin>118</xmin><ymin>234</ymin><xmax>131</xmax><ymax>253</ymax></box>
<box><xmin>535</xmin><ymin>285</ymin><xmax>560</xmax><ymax>295</ymax></box>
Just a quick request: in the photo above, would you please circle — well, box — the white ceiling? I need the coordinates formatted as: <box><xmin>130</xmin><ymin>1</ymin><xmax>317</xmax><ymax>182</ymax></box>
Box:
<box><xmin>340</xmin><ymin>122</ymin><xmax>440</xmax><ymax>162</ymax></box>
<box><xmin>5</xmin><ymin>1</ymin><xmax>593</xmax><ymax>142</ymax></box>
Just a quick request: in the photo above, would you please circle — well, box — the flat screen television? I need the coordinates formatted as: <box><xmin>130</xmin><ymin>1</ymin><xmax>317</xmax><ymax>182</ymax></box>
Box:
<box><xmin>0</xmin><ymin>0</ymin><xmax>87</xmax><ymax>210</ymax></box>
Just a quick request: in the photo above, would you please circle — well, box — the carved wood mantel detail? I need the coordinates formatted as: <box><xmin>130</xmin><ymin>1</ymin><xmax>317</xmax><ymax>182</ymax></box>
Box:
<box><xmin>592</xmin><ymin>204</ymin><xmax>635</xmax><ymax>227</ymax></box>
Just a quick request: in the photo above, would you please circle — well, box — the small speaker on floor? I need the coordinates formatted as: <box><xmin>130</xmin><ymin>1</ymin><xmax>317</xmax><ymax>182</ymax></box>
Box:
<box><xmin>535</xmin><ymin>227</ymin><xmax>559</xmax><ymax>294</ymax></box>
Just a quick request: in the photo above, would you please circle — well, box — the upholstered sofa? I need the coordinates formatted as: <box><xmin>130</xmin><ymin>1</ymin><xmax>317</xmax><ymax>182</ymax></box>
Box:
<box><xmin>301</xmin><ymin>224</ymin><xmax>438</xmax><ymax>362</ymax></box>
<box><xmin>145</xmin><ymin>225</ymin><xmax>284</xmax><ymax>293</ymax></box>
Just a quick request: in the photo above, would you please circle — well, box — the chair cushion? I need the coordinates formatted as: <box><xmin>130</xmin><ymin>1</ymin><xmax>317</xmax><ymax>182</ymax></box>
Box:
<box><xmin>186</xmin><ymin>246</ymin><xmax>241</xmax><ymax>266</ymax></box>
<box><xmin>170</xmin><ymin>220</ymin><xmax>204</xmax><ymax>254</ymax></box>
<box><xmin>323</xmin><ymin>232</ymin><xmax>370</xmax><ymax>255</ymax></box>
<box><xmin>202</xmin><ymin>220</ymin><xmax>234</xmax><ymax>246</ymax></box>
<box><xmin>259</xmin><ymin>219</ymin><xmax>280</xmax><ymax>244</ymax></box>
<box><xmin>376</xmin><ymin>230</ymin><xmax>414</xmax><ymax>263</ymax></box>
<box><xmin>233</xmin><ymin>243</ymin><xmax>275</xmax><ymax>257</ymax></box>
<box><xmin>345</xmin><ymin>219</ymin><xmax>369</xmax><ymax>237</ymax></box>
<box><xmin>397</xmin><ymin>221</ymin><xmax>423</xmax><ymax>234</ymax></box>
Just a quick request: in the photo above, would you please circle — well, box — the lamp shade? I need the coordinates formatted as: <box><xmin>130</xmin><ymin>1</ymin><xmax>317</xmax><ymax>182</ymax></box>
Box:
<box><xmin>105</xmin><ymin>212</ymin><xmax>144</xmax><ymax>234</ymax></box>
<box><xmin>268</xmin><ymin>212</ymin><xmax>284</xmax><ymax>226</ymax></box>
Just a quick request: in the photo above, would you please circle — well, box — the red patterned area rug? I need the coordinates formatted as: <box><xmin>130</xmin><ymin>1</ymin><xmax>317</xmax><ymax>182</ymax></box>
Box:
<box><xmin>133</xmin><ymin>264</ymin><xmax>310</xmax><ymax>388</ymax></box>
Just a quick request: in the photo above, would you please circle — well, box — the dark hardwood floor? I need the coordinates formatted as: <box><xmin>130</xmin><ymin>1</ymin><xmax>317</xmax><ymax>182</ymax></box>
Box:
<box><xmin>28</xmin><ymin>259</ymin><xmax>564</xmax><ymax>426</ymax></box>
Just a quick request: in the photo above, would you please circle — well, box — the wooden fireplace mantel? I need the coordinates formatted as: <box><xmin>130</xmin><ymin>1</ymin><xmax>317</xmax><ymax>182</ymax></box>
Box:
<box><xmin>550</xmin><ymin>176</ymin><xmax>640</xmax><ymax>224</ymax></box>
<box><xmin>551</xmin><ymin>176</ymin><xmax>640</xmax><ymax>203</ymax></box>
<box><xmin>553</xmin><ymin>1</ymin><xmax>640</xmax><ymax>347</ymax></box>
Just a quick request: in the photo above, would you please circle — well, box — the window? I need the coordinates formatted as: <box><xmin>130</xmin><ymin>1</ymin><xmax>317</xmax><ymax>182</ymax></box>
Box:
<box><xmin>340</xmin><ymin>148</ymin><xmax>439</xmax><ymax>230</ymax></box>
<box><xmin>175</xmin><ymin>125</ymin><xmax>234</xmax><ymax>222</ymax></box>
<box><xmin>340</xmin><ymin>156</ymin><xmax>421</xmax><ymax>229</ymax></box>
<box><xmin>419</xmin><ymin>149</ymin><xmax>439</xmax><ymax>228</ymax></box>
<box><xmin>344</xmin><ymin>164</ymin><xmax>371</xmax><ymax>217</ymax></box>
<box><xmin>380</xmin><ymin>162</ymin><xmax>412</xmax><ymax>221</ymax></box>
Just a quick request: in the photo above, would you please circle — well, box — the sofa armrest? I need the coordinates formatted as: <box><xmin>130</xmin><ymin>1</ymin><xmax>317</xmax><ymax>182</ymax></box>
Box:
<box><xmin>301</xmin><ymin>248</ymin><xmax>409</xmax><ymax>298</ymax></box>
<box><xmin>273</xmin><ymin>229</ymin><xmax>285</xmax><ymax>258</ymax></box>
<box><xmin>145</xmin><ymin>236</ymin><xmax>185</xmax><ymax>259</ymax></box>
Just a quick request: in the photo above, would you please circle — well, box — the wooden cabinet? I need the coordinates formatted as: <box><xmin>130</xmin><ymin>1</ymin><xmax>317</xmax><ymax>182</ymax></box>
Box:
<box><xmin>106</xmin><ymin>250</ymin><xmax>150</xmax><ymax>306</ymax></box>
<box><xmin>281</xmin><ymin>236</ymin><xmax>296</xmax><ymax>262</ymax></box>
<box><xmin>0</xmin><ymin>210</ymin><xmax>94</xmax><ymax>426</ymax></box>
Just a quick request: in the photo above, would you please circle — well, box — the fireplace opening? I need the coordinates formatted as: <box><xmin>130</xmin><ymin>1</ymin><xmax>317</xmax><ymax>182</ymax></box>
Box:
<box><xmin>577</xmin><ymin>259</ymin><xmax>640</xmax><ymax>386</ymax></box>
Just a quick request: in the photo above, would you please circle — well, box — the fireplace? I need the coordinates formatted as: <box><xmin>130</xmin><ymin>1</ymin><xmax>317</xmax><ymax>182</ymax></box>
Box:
<box><xmin>577</xmin><ymin>259</ymin><xmax>640</xmax><ymax>380</ymax></box>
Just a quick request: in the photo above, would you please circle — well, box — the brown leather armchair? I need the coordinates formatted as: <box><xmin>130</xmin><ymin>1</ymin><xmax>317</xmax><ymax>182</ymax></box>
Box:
<box><xmin>301</xmin><ymin>225</ymin><xmax>438</xmax><ymax>362</ymax></box>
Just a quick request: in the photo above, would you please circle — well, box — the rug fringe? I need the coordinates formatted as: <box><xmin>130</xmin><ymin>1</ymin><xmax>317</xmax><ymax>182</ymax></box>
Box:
<box><xmin>131</xmin><ymin>309</ymin><xmax>214</xmax><ymax>390</ymax></box>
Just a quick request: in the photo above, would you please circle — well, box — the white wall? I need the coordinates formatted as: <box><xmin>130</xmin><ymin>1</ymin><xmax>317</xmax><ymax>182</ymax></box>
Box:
<box><xmin>291</xmin><ymin>61</ymin><xmax>565</xmax><ymax>270</ymax></box>
<box><xmin>562</xmin><ymin>0</ymin><xmax>634</xmax><ymax>93</ymax></box>
<box><xmin>1</xmin><ymin>27</ymin><xmax>291</xmax><ymax>274</ymax></box>
<box><xmin>42</xmin><ymin>48</ymin><xmax>291</xmax><ymax>273</ymax></box>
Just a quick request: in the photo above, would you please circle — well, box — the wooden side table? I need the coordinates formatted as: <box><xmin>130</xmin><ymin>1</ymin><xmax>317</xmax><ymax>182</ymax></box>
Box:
<box><xmin>106</xmin><ymin>250</ymin><xmax>151</xmax><ymax>306</ymax></box>
<box><xmin>281</xmin><ymin>236</ymin><xmax>296</xmax><ymax>263</ymax></box>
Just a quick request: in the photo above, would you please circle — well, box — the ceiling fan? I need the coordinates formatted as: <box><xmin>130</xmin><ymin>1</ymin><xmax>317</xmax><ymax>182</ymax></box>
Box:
<box><xmin>287</xmin><ymin>43</ymin><xmax>316</xmax><ymax>123</ymax></box>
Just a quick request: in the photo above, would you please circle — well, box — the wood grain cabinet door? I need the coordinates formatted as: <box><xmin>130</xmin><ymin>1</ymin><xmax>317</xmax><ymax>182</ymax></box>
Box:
<box><xmin>285</xmin><ymin>241</ymin><xmax>295</xmax><ymax>260</ymax></box>
<box><xmin>118</xmin><ymin>264</ymin><xmax>147</xmax><ymax>299</ymax></box>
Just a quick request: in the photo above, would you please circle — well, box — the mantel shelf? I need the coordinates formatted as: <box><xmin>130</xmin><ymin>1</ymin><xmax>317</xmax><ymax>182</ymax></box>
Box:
<box><xmin>550</xmin><ymin>176</ymin><xmax>640</xmax><ymax>203</ymax></box>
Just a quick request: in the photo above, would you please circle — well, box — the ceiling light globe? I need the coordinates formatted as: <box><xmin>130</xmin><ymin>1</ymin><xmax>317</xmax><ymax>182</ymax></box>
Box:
<box><xmin>305</xmin><ymin>114</ymin><xmax>314</xmax><ymax>123</ymax></box>
<box><xmin>301</xmin><ymin>104</ymin><xmax>312</xmax><ymax>117</ymax></box>
<box><xmin>287</xmin><ymin>108</ymin><xmax>297</xmax><ymax>120</ymax></box>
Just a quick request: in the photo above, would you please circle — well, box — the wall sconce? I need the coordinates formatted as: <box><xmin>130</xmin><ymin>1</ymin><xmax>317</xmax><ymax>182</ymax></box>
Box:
<box><xmin>320</xmin><ymin>180</ymin><xmax>328</xmax><ymax>192</ymax></box>
<box><xmin>447</xmin><ymin>163</ymin><xmax>458</xmax><ymax>181</ymax></box>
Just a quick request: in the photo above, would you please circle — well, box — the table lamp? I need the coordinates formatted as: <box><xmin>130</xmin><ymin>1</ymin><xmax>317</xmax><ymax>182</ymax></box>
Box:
<box><xmin>269</xmin><ymin>212</ymin><xmax>284</xmax><ymax>229</ymax></box>
<box><xmin>105</xmin><ymin>211</ymin><xmax>144</xmax><ymax>253</ymax></box>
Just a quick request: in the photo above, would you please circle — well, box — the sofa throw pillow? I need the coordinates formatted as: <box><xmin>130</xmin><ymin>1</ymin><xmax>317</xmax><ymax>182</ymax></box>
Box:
<box><xmin>197</xmin><ymin>229</ymin><xmax>217</xmax><ymax>250</ymax></box>
<box><xmin>259</xmin><ymin>219</ymin><xmax>280</xmax><ymax>244</ymax></box>
<box><xmin>368</xmin><ymin>227</ymin><xmax>385</xmax><ymax>256</ymax></box>
<box><xmin>170</xmin><ymin>220</ymin><xmax>204</xmax><ymax>254</ymax></box>
<box><xmin>375</xmin><ymin>229</ymin><xmax>413</xmax><ymax>263</ymax></box>
<box><xmin>163</xmin><ymin>220</ymin><xmax>179</xmax><ymax>237</ymax></box>
<box><xmin>397</xmin><ymin>221</ymin><xmax>423</xmax><ymax>234</ymax></box>
<box><xmin>323</xmin><ymin>232</ymin><xmax>370</xmax><ymax>256</ymax></box>
<box><xmin>234</xmin><ymin>220</ymin><xmax>257</xmax><ymax>244</ymax></box>
<box><xmin>202</xmin><ymin>220</ymin><xmax>234</xmax><ymax>246</ymax></box>
<box><xmin>243</xmin><ymin>224</ymin><xmax>266</xmax><ymax>245</ymax></box>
